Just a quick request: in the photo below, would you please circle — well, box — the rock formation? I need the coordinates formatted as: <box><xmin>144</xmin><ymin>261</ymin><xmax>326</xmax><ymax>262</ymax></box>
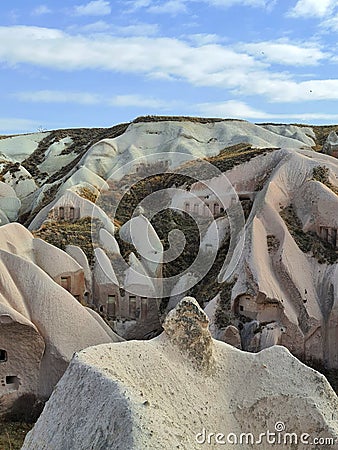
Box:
<box><xmin>0</xmin><ymin>223</ymin><xmax>122</xmax><ymax>418</ymax></box>
<box><xmin>22</xmin><ymin>298</ymin><xmax>338</xmax><ymax>450</ymax></box>
<box><xmin>211</xmin><ymin>147</ymin><xmax>338</xmax><ymax>369</ymax></box>
<box><xmin>323</xmin><ymin>130</ymin><xmax>338</xmax><ymax>158</ymax></box>
<box><xmin>0</xmin><ymin>117</ymin><xmax>337</xmax><ymax>368</ymax></box>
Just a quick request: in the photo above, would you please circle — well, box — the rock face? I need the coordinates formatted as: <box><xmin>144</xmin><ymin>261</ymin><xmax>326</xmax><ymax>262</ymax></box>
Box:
<box><xmin>0</xmin><ymin>117</ymin><xmax>337</xmax><ymax>368</ymax></box>
<box><xmin>323</xmin><ymin>131</ymin><xmax>338</xmax><ymax>158</ymax></box>
<box><xmin>196</xmin><ymin>147</ymin><xmax>338</xmax><ymax>369</ymax></box>
<box><xmin>23</xmin><ymin>298</ymin><xmax>338</xmax><ymax>450</ymax></box>
<box><xmin>0</xmin><ymin>223</ymin><xmax>122</xmax><ymax>418</ymax></box>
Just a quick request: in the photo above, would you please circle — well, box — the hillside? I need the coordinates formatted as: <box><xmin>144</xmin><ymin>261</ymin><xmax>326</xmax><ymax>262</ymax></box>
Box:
<box><xmin>0</xmin><ymin>116</ymin><xmax>338</xmax><ymax>446</ymax></box>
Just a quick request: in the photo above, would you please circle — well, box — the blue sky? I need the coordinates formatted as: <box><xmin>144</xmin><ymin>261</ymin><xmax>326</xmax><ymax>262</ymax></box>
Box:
<box><xmin>2</xmin><ymin>0</ymin><xmax>338</xmax><ymax>133</ymax></box>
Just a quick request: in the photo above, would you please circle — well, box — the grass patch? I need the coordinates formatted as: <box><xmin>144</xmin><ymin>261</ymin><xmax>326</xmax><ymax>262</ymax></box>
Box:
<box><xmin>132</xmin><ymin>115</ymin><xmax>245</xmax><ymax>124</ymax></box>
<box><xmin>33</xmin><ymin>217</ymin><xmax>103</xmax><ymax>267</ymax></box>
<box><xmin>312</xmin><ymin>165</ymin><xmax>338</xmax><ymax>196</ymax></box>
<box><xmin>0</xmin><ymin>421</ymin><xmax>33</xmax><ymax>450</ymax></box>
<box><xmin>280</xmin><ymin>204</ymin><xmax>338</xmax><ymax>264</ymax></box>
<box><xmin>214</xmin><ymin>280</ymin><xmax>237</xmax><ymax>329</ymax></box>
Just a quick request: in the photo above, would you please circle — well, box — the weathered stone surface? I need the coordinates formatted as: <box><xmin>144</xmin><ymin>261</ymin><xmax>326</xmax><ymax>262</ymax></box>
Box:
<box><xmin>323</xmin><ymin>130</ymin><xmax>338</xmax><ymax>157</ymax></box>
<box><xmin>221</xmin><ymin>325</ymin><xmax>242</xmax><ymax>349</ymax></box>
<box><xmin>22</xmin><ymin>298</ymin><xmax>338</xmax><ymax>450</ymax></box>
<box><xmin>0</xmin><ymin>223</ymin><xmax>122</xmax><ymax>417</ymax></box>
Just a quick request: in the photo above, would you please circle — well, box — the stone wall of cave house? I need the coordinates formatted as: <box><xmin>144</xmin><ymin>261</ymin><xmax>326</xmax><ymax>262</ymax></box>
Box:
<box><xmin>326</xmin><ymin>314</ymin><xmax>338</xmax><ymax>369</ymax></box>
<box><xmin>233</xmin><ymin>293</ymin><xmax>286</xmax><ymax>350</ymax></box>
<box><xmin>0</xmin><ymin>319</ymin><xmax>45</xmax><ymax>418</ymax></box>
<box><xmin>134</xmin><ymin>159</ymin><xmax>170</xmax><ymax>176</ymax></box>
<box><xmin>93</xmin><ymin>279</ymin><xmax>156</xmax><ymax>328</ymax></box>
<box><xmin>182</xmin><ymin>190</ymin><xmax>256</xmax><ymax>218</ymax></box>
<box><xmin>53</xmin><ymin>270</ymin><xmax>86</xmax><ymax>304</ymax></box>
<box><xmin>49</xmin><ymin>205</ymin><xmax>81</xmax><ymax>222</ymax></box>
<box><xmin>316</xmin><ymin>225</ymin><xmax>338</xmax><ymax>249</ymax></box>
<box><xmin>183</xmin><ymin>195</ymin><xmax>225</xmax><ymax>218</ymax></box>
<box><xmin>303</xmin><ymin>325</ymin><xmax>325</xmax><ymax>367</ymax></box>
<box><xmin>233</xmin><ymin>292</ymin><xmax>333</xmax><ymax>367</ymax></box>
<box><xmin>330</xmin><ymin>149</ymin><xmax>338</xmax><ymax>158</ymax></box>
<box><xmin>234</xmin><ymin>293</ymin><xmax>282</xmax><ymax>323</ymax></box>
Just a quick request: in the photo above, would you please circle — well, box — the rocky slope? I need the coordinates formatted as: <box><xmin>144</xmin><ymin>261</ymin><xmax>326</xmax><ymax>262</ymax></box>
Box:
<box><xmin>0</xmin><ymin>223</ymin><xmax>121</xmax><ymax>419</ymax></box>
<box><xmin>0</xmin><ymin>116</ymin><xmax>337</xmax><ymax>376</ymax></box>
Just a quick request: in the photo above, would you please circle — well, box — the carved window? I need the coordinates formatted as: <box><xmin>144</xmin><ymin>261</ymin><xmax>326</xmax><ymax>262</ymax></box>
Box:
<box><xmin>6</xmin><ymin>376</ymin><xmax>19</xmax><ymax>389</ymax></box>
<box><xmin>107</xmin><ymin>295</ymin><xmax>117</xmax><ymax>318</ymax></box>
<box><xmin>129</xmin><ymin>296</ymin><xmax>136</xmax><ymax>318</ymax></box>
<box><xmin>0</xmin><ymin>350</ymin><xmax>7</xmax><ymax>362</ymax></box>
<box><xmin>141</xmin><ymin>297</ymin><xmax>148</xmax><ymax>320</ymax></box>
<box><xmin>69</xmin><ymin>207</ymin><xmax>75</xmax><ymax>220</ymax></box>
<box><xmin>61</xmin><ymin>276</ymin><xmax>71</xmax><ymax>291</ymax></box>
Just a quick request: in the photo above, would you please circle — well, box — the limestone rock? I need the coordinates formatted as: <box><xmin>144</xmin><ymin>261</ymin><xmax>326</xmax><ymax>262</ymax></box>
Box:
<box><xmin>221</xmin><ymin>325</ymin><xmax>242</xmax><ymax>349</ymax></box>
<box><xmin>323</xmin><ymin>130</ymin><xmax>338</xmax><ymax>157</ymax></box>
<box><xmin>22</xmin><ymin>298</ymin><xmax>338</xmax><ymax>450</ymax></box>
<box><xmin>163</xmin><ymin>297</ymin><xmax>214</xmax><ymax>371</ymax></box>
<box><xmin>0</xmin><ymin>223</ymin><xmax>122</xmax><ymax>417</ymax></box>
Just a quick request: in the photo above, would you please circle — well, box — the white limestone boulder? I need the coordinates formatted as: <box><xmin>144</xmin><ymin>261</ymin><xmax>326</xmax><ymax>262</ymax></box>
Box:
<box><xmin>22</xmin><ymin>298</ymin><xmax>338</xmax><ymax>450</ymax></box>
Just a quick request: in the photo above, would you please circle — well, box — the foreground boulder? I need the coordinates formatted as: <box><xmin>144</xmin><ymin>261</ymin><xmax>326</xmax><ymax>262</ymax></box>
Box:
<box><xmin>23</xmin><ymin>298</ymin><xmax>338</xmax><ymax>449</ymax></box>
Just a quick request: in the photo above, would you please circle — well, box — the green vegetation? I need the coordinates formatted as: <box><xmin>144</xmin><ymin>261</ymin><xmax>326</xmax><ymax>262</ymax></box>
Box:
<box><xmin>0</xmin><ymin>421</ymin><xmax>34</xmax><ymax>450</ymax></box>
<box><xmin>132</xmin><ymin>115</ymin><xmax>244</xmax><ymax>124</ymax></box>
<box><xmin>77</xmin><ymin>186</ymin><xmax>99</xmax><ymax>203</ymax></box>
<box><xmin>280</xmin><ymin>204</ymin><xmax>338</xmax><ymax>264</ymax></box>
<box><xmin>311</xmin><ymin>125</ymin><xmax>338</xmax><ymax>152</ymax></box>
<box><xmin>214</xmin><ymin>280</ymin><xmax>237</xmax><ymax>329</ymax></box>
<box><xmin>21</xmin><ymin>122</ymin><xmax>129</xmax><ymax>184</ymax></box>
<box><xmin>267</xmin><ymin>234</ymin><xmax>280</xmax><ymax>253</ymax></box>
<box><xmin>33</xmin><ymin>217</ymin><xmax>103</xmax><ymax>266</ymax></box>
<box><xmin>312</xmin><ymin>165</ymin><xmax>338</xmax><ymax>196</ymax></box>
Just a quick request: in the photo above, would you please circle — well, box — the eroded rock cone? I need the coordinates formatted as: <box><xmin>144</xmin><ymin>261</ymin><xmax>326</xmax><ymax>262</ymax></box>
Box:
<box><xmin>163</xmin><ymin>297</ymin><xmax>214</xmax><ymax>371</ymax></box>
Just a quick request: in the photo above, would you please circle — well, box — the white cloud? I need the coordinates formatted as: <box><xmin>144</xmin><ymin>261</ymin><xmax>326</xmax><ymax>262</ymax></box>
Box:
<box><xmin>127</xmin><ymin>0</ymin><xmax>273</xmax><ymax>13</ymax></box>
<box><xmin>148</xmin><ymin>0</ymin><xmax>188</xmax><ymax>14</ymax></box>
<box><xmin>0</xmin><ymin>26</ymin><xmax>261</xmax><ymax>80</ymax></box>
<box><xmin>186</xmin><ymin>33</ymin><xmax>223</xmax><ymax>45</ymax></box>
<box><xmin>3</xmin><ymin>25</ymin><xmax>338</xmax><ymax>104</ymax></box>
<box><xmin>32</xmin><ymin>5</ymin><xmax>52</xmax><ymax>15</ymax></box>
<box><xmin>235</xmin><ymin>76</ymin><xmax>338</xmax><ymax>102</ymax></box>
<box><xmin>111</xmin><ymin>94</ymin><xmax>169</xmax><ymax>108</ymax></box>
<box><xmin>15</xmin><ymin>90</ymin><xmax>102</xmax><ymax>105</ymax></box>
<box><xmin>73</xmin><ymin>21</ymin><xmax>112</xmax><ymax>32</ymax></box>
<box><xmin>0</xmin><ymin>118</ymin><xmax>39</xmax><ymax>133</ymax></box>
<box><xmin>117</xmin><ymin>23</ymin><xmax>159</xmax><ymax>36</ymax></box>
<box><xmin>14</xmin><ymin>90</ymin><xmax>171</xmax><ymax>109</ymax></box>
<box><xmin>197</xmin><ymin>100</ymin><xmax>270</xmax><ymax>119</ymax></box>
<box><xmin>197</xmin><ymin>100</ymin><xmax>338</xmax><ymax>121</ymax></box>
<box><xmin>321</xmin><ymin>14</ymin><xmax>338</xmax><ymax>30</ymax></box>
<box><xmin>204</xmin><ymin>0</ymin><xmax>270</xmax><ymax>7</ymax></box>
<box><xmin>242</xmin><ymin>39</ymin><xmax>329</xmax><ymax>66</ymax></box>
<box><xmin>287</xmin><ymin>0</ymin><xmax>337</xmax><ymax>18</ymax></box>
<box><xmin>73</xmin><ymin>0</ymin><xmax>111</xmax><ymax>16</ymax></box>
